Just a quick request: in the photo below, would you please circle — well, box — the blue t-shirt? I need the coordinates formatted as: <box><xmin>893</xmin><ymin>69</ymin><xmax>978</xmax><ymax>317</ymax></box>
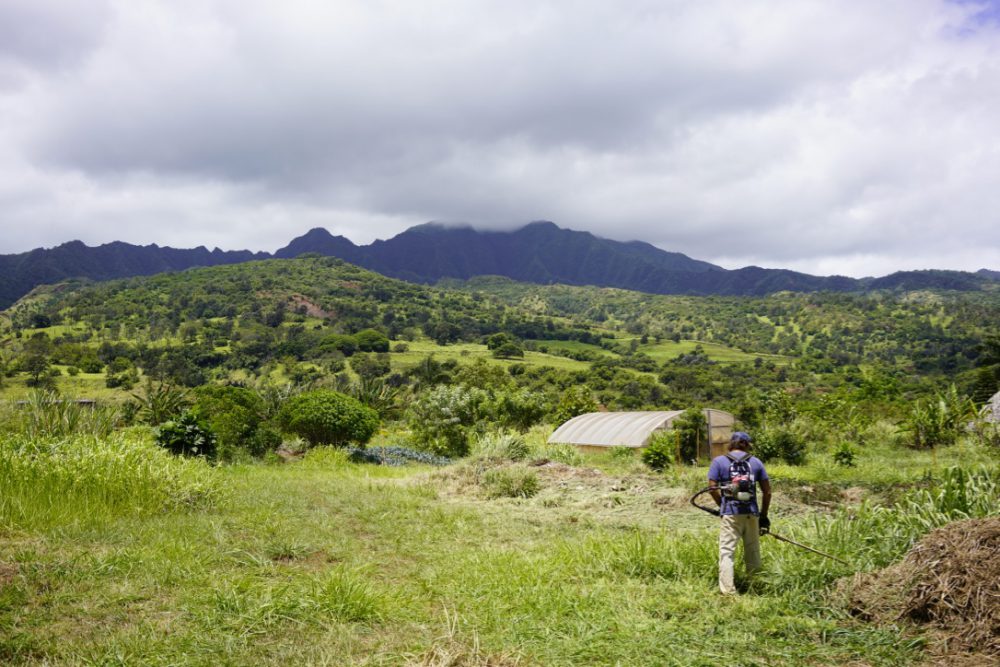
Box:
<box><xmin>708</xmin><ymin>450</ymin><xmax>769</xmax><ymax>515</ymax></box>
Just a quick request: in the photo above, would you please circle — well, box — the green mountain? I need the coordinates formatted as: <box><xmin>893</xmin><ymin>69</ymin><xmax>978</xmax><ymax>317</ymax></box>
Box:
<box><xmin>2</xmin><ymin>221</ymin><xmax>996</xmax><ymax>310</ymax></box>
<box><xmin>0</xmin><ymin>240</ymin><xmax>267</xmax><ymax>309</ymax></box>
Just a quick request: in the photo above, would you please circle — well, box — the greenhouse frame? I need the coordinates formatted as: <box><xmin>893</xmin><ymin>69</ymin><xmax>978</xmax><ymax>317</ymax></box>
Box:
<box><xmin>547</xmin><ymin>409</ymin><xmax>735</xmax><ymax>459</ymax></box>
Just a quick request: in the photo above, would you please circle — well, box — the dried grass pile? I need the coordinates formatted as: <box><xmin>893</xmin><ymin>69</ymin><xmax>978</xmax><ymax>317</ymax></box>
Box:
<box><xmin>842</xmin><ymin>516</ymin><xmax>1000</xmax><ymax>659</ymax></box>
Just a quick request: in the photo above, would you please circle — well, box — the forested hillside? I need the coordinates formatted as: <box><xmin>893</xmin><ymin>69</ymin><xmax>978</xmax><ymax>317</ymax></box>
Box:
<box><xmin>2</xmin><ymin>256</ymin><xmax>998</xmax><ymax>422</ymax></box>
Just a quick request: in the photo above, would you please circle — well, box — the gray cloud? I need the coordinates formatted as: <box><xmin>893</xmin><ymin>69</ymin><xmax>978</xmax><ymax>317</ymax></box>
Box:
<box><xmin>0</xmin><ymin>0</ymin><xmax>109</xmax><ymax>73</ymax></box>
<box><xmin>1</xmin><ymin>0</ymin><xmax>999</xmax><ymax>277</ymax></box>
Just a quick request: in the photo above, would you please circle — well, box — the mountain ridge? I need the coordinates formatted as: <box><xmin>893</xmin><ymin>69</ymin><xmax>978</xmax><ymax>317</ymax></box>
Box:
<box><xmin>1</xmin><ymin>222</ymin><xmax>996</xmax><ymax>309</ymax></box>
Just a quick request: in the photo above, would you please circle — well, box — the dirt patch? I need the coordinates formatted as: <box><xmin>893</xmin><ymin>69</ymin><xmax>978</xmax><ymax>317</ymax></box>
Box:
<box><xmin>289</xmin><ymin>294</ymin><xmax>335</xmax><ymax>319</ymax></box>
<box><xmin>0</xmin><ymin>560</ymin><xmax>19</xmax><ymax>586</ymax></box>
<box><xmin>839</xmin><ymin>486</ymin><xmax>868</xmax><ymax>505</ymax></box>
<box><xmin>275</xmin><ymin>445</ymin><xmax>306</xmax><ymax>463</ymax></box>
<box><xmin>840</xmin><ymin>516</ymin><xmax>1000</xmax><ymax>661</ymax></box>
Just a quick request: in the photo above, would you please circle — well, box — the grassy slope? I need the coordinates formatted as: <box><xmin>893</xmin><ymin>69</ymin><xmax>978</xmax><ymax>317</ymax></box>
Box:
<box><xmin>5</xmin><ymin>436</ymin><xmax>992</xmax><ymax>665</ymax></box>
<box><xmin>392</xmin><ymin>340</ymin><xmax>592</xmax><ymax>372</ymax></box>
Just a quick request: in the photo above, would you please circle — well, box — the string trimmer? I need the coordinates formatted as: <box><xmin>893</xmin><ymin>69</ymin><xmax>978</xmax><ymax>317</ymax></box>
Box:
<box><xmin>689</xmin><ymin>487</ymin><xmax>850</xmax><ymax>566</ymax></box>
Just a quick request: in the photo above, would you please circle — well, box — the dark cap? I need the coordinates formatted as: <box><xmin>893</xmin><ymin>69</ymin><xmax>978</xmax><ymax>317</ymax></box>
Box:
<box><xmin>730</xmin><ymin>431</ymin><xmax>752</xmax><ymax>445</ymax></box>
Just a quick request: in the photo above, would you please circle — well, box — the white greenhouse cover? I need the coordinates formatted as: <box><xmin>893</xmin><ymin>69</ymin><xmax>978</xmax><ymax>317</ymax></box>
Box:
<box><xmin>547</xmin><ymin>411</ymin><xmax>685</xmax><ymax>448</ymax></box>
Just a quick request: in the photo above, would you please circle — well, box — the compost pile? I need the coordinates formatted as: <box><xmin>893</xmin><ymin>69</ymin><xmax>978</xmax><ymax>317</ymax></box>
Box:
<box><xmin>843</xmin><ymin>517</ymin><xmax>1000</xmax><ymax>659</ymax></box>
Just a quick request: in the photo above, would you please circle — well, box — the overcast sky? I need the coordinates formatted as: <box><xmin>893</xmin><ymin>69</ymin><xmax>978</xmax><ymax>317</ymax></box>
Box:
<box><xmin>1</xmin><ymin>0</ymin><xmax>999</xmax><ymax>277</ymax></box>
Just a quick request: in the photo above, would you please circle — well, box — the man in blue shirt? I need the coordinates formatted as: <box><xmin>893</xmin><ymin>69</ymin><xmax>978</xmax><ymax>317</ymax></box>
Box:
<box><xmin>708</xmin><ymin>431</ymin><xmax>771</xmax><ymax>594</ymax></box>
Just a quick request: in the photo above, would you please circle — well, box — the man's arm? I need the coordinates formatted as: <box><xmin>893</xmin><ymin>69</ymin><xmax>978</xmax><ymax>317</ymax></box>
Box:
<box><xmin>708</xmin><ymin>479</ymin><xmax>722</xmax><ymax>508</ymax></box>
<box><xmin>759</xmin><ymin>479</ymin><xmax>771</xmax><ymax>516</ymax></box>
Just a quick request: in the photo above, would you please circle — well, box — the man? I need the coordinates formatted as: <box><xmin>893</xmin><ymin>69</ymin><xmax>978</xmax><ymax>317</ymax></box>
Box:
<box><xmin>707</xmin><ymin>431</ymin><xmax>771</xmax><ymax>595</ymax></box>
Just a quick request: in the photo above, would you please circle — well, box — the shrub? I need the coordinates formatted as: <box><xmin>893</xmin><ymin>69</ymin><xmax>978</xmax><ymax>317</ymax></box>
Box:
<box><xmin>192</xmin><ymin>385</ymin><xmax>274</xmax><ymax>459</ymax></box>
<box><xmin>832</xmin><ymin>442</ymin><xmax>857</xmax><ymax>467</ymax></box>
<box><xmin>754</xmin><ymin>426</ymin><xmax>806</xmax><ymax>465</ymax></box>
<box><xmin>552</xmin><ymin>385</ymin><xmax>598</xmax><ymax>425</ymax></box>
<box><xmin>473</xmin><ymin>431</ymin><xmax>533</xmax><ymax>461</ymax></box>
<box><xmin>248</xmin><ymin>426</ymin><xmax>283</xmax><ymax>457</ymax></box>
<box><xmin>342</xmin><ymin>375</ymin><xmax>402</xmax><ymax>418</ymax></box>
<box><xmin>131</xmin><ymin>380</ymin><xmax>190</xmax><ymax>426</ymax></box>
<box><xmin>970</xmin><ymin>416</ymin><xmax>1000</xmax><ymax>449</ymax></box>
<box><xmin>488</xmin><ymin>388</ymin><xmax>548</xmax><ymax>432</ymax></box>
<box><xmin>641</xmin><ymin>431</ymin><xmax>676</xmax><ymax>471</ymax></box>
<box><xmin>105</xmin><ymin>356</ymin><xmax>139</xmax><ymax>389</ymax></box>
<box><xmin>319</xmin><ymin>333</ymin><xmax>358</xmax><ymax>357</ymax></box>
<box><xmin>407</xmin><ymin>385</ymin><xmax>485</xmax><ymax>457</ymax></box>
<box><xmin>482</xmin><ymin>467</ymin><xmax>540</xmax><ymax>499</ymax></box>
<box><xmin>80</xmin><ymin>356</ymin><xmax>104</xmax><ymax>373</ymax></box>
<box><xmin>900</xmin><ymin>385</ymin><xmax>976</xmax><ymax>449</ymax></box>
<box><xmin>278</xmin><ymin>390</ymin><xmax>380</xmax><ymax>447</ymax></box>
<box><xmin>545</xmin><ymin>443</ymin><xmax>583</xmax><ymax>466</ymax></box>
<box><xmin>156</xmin><ymin>412</ymin><xmax>218</xmax><ymax>459</ymax></box>
<box><xmin>349</xmin><ymin>352</ymin><xmax>391</xmax><ymax>380</ymax></box>
<box><xmin>610</xmin><ymin>446</ymin><xmax>637</xmax><ymax>462</ymax></box>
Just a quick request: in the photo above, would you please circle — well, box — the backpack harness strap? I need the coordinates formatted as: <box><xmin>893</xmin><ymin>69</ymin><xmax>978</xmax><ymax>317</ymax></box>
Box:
<box><xmin>721</xmin><ymin>451</ymin><xmax>756</xmax><ymax>514</ymax></box>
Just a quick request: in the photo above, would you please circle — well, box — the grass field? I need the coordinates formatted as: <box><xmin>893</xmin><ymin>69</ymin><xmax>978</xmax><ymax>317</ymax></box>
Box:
<box><xmin>0</xmin><ymin>369</ymin><xmax>129</xmax><ymax>402</ymax></box>
<box><xmin>392</xmin><ymin>340</ymin><xmax>592</xmax><ymax>372</ymax></box>
<box><xmin>634</xmin><ymin>338</ymin><xmax>784</xmax><ymax>364</ymax></box>
<box><xmin>2</xmin><ymin>425</ymin><xmax>996</xmax><ymax>665</ymax></box>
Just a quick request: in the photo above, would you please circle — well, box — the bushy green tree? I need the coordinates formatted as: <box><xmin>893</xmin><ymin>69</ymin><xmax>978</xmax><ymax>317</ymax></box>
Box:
<box><xmin>552</xmin><ymin>385</ymin><xmax>598</xmax><ymax>425</ymax></box>
<box><xmin>485</xmin><ymin>333</ymin><xmax>524</xmax><ymax>358</ymax></box>
<box><xmin>753</xmin><ymin>425</ymin><xmax>806</xmax><ymax>465</ymax></box>
<box><xmin>354</xmin><ymin>329</ymin><xmax>390</xmax><ymax>353</ymax></box>
<box><xmin>191</xmin><ymin>385</ymin><xmax>281</xmax><ymax>458</ymax></box>
<box><xmin>105</xmin><ymin>356</ymin><xmax>139</xmax><ymax>389</ymax></box>
<box><xmin>319</xmin><ymin>333</ymin><xmax>358</xmax><ymax>357</ymax></box>
<box><xmin>407</xmin><ymin>355</ymin><xmax>453</xmax><ymax>389</ymax></box>
<box><xmin>21</xmin><ymin>352</ymin><xmax>55</xmax><ymax>389</ymax></box>
<box><xmin>488</xmin><ymin>388</ymin><xmax>548</xmax><ymax>432</ymax></box>
<box><xmin>408</xmin><ymin>385</ymin><xmax>485</xmax><ymax>457</ymax></box>
<box><xmin>278</xmin><ymin>389</ymin><xmax>379</xmax><ymax>447</ymax></box>
<box><xmin>349</xmin><ymin>352</ymin><xmax>391</xmax><ymax>380</ymax></box>
<box><xmin>492</xmin><ymin>342</ymin><xmax>524</xmax><ymax>359</ymax></box>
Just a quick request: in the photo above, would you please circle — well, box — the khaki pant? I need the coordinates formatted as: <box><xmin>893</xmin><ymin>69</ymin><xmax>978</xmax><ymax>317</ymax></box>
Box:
<box><xmin>719</xmin><ymin>514</ymin><xmax>761</xmax><ymax>594</ymax></box>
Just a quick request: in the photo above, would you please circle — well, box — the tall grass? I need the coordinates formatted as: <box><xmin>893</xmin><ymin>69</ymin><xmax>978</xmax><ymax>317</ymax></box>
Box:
<box><xmin>0</xmin><ymin>429</ymin><xmax>219</xmax><ymax>530</ymax></box>
<box><xmin>559</xmin><ymin>528</ymin><xmax>717</xmax><ymax>582</ymax></box>
<box><xmin>763</xmin><ymin>466</ymin><xmax>1000</xmax><ymax>592</ymax></box>
<box><xmin>1</xmin><ymin>390</ymin><xmax>119</xmax><ymax>439</ymax></box>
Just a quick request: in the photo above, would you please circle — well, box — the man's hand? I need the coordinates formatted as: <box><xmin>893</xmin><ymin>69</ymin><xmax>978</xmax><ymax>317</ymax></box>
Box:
<box><xmin>759</xmin><ymin>514</ymin><xmax>771</xmax><ymax>534</ymax></box>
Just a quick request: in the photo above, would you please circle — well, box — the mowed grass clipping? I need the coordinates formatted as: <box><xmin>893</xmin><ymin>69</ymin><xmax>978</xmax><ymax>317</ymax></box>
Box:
<box><xmin>0</xmin><ymin>444</ymin><xmax>945</xmax><ymax>666</ymax></box>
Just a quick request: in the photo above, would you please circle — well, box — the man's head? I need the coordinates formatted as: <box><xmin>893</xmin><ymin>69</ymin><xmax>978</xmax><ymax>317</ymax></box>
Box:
<box><xmin>729</xmin><ymin>431</ymin><xmax>752</xmax><ymax>451</ymax></box>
